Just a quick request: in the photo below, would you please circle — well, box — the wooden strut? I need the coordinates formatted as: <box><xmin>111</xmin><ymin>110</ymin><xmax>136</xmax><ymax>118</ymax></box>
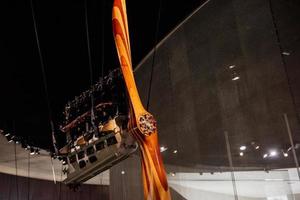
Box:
<box><xmin>112</xmin><ymin>0</ymin><xmax>171</xmax><ymax>199</ymax></box>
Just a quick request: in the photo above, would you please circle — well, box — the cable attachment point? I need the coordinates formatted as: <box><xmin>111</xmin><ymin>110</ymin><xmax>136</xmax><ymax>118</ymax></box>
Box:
<box><xmin>138</xmin><ymin>113</ymin><xmax>157</xmax><ymax>136</ymax></box>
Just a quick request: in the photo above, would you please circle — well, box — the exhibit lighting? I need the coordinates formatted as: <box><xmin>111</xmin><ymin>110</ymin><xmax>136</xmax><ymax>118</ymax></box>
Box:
<box><xmin>239</xmin><ymin>152</ymin><xmax>244</xmax><ymax>156</ymax></box>
<box><xmin>232</xmin><ymin>76</ymin><xmax>240</xmax><ymax>81</ymax></box>
<box><xmin>34</xmin><ymin>148</ymin><xmax>40</xmax><ymax>155</ymax></box>
<box><xmin>8</xmin><ymin>136</ymin><xmax>14</xmax><ymax>143</ymax></box>
<box><xmin>5</xmin><ymin>135</ymin><xmax>11</xmax><ymax>142</ymax></box>
<box><xmin>30</xmin><ymin>147</ymin><xmax>35</xmax><ymax>155</ymax></box>
<box><xmin>0</xmin><ymin>129</ymin><xmax>4</xmax><ymax>135</ymax></box>
<box><xmin>12</xmin><ymin>136</ymin><xmax>20</xmax><ymax>144</ymax></box>
<box><xmin>240</xmin><ymin>145</ymin><xmax>246</xmax><ymax>151</ymax></box>
<box><xmin>269</xmin><ymin>150</ymin><xmax>278</xmax><ymax>157</ymax></box>
<box><xmin>263</xmin><ymin>153</ymin><xmax>268</xmax><ymax>158</ymax></box>
<box><xmin>229</xmin><ymin>65</ymin><xmax>235</xmax><ymax>69</ymax></box>
<box><xmin>160</xmin><ymin>146</ymin><xmax>168</xmax><ymax>152</ymax></box>
<box><xmin>283</xmin><ymin>152</ymin><xmax>288</xmax><ymax>157</ymax></box>
<box><xmin>255</xmin><ymin>145</ymin><xmax>260</xmax><ymax>150</ymax></box>
<box><xmin>5</xmin><ymin>134</ymin><xmax>13</xmax><ymax>143</ymax></box>
<box><xmin>170</xmin><ymin>172</ymin><xmax>176</xmax><ymax>177</ymax></box>
<box><xmin>121</xmin><ymin>170</ymin><xmax>125</xmax><ymax>175</ymax></box>
<box><xmin>282</xmin><ymin>51</ymin><xmax>290</xmax><ymax>56</ymax></box>
<box><xmin>62</xmin><ymin>157</ymin><xmax>67</xmax><ymax>165</ymax></box>
<box><xmin>173</xmin><ymin>150</ymin><xmax>178</xmax><ymax>154</ymax></box>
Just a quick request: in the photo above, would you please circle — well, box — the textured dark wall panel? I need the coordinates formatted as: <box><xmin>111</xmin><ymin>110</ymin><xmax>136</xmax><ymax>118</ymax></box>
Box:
<box><xmin>0</xmin><ymin>173</ymin><xmax>109</xmax><ymax>200</ymax></box>
<box><xmin>109</xmin><ymin>156</ymin><xmax>143</xmax><ymax>200</ymax></box>
<box><xmin>134</xmin><ymin>0</ymin><xmax>300</xmax><ymax>168</ymax></box>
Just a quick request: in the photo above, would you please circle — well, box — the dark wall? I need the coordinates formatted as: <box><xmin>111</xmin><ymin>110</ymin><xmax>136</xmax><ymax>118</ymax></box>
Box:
<box><xmin>109</xmin><ymin>156</ymin><xmax>143</xmax><ymax>200</ymax></box>
<box><xmin>134</xmin><ymin>0</ymin><xmax>300</xmax><ymax>169</ymax></box>
<box><xmin>0</xmin><ymin>173</ymin><xmax>109</xmax><ymax>200</ymax></box>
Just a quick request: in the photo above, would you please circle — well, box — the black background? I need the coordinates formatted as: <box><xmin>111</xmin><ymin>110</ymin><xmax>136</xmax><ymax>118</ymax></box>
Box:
<box><xmin>0</xmin><ymin>0</ymin><xmax>206</xmax><ymax>149</ymax></box>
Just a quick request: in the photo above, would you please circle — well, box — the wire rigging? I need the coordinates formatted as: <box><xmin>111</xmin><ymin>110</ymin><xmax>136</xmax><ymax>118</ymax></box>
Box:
<box><xmin>50</xmin><ymin>156</ymin><xmax>57</xmax><ymax>184</ymax></box>
<box><xmin>101</xmin><ymin>0</ymin><xmax>106</xmax><ymax>77</ymax></box>
<box><xmin>30</xmin><ymin>0</ymin><xmax>52</xmax><ymax>120</ymax></box>
<box><xmin>58</xmin><ymin>164</ymin><xmax>63</xmax><ymax>200</ymax></box>
<box><xmin>84</xmin><ymin>0</ymin><xmax>94</xmax><ymax>86</ymax></box>
<box><xmin>30</xmin><ymin>0</ymin><xmax>56</xmax><ymax>152</ymax></box>
<box><xmin>14</xmin><ymin>141</ymin><xmax>19</xmax><ymax>200</ymax></box>
<box><xmin>99</xmin><ymin>173</ymin><xmax>103</xmax><ymax>196</ymax></box>
<box><xmin>27</xmin><ymin>150</ymin><xmax>30</xmax><ymax>200</ymax></box>
<box><xmin>146</xmin><ymin>0</ymin><xmax>163</xmax><ymax>110</ymax></box>
<box><xmin>12</xmin><ymin>121</ymin><xmax>20</xmax><ymax>200</ymax></box>
<box><xmin>84</xmin><ymin>0</ymin><xmax>97</xmax><ymax>130</ymax></box>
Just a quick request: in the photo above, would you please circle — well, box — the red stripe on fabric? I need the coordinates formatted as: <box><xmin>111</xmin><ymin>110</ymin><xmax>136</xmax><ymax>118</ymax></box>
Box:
<box><xmin>112</xmin><ymin>19</ymin><xmax>131</xmax><ymax>64</ymax></box>
<box><xmin>113</xmin><ymin>0</ymin><xmax>131</xmax><ymax>54</ymax></box>
<box><xmin>142</xmin><ymin>135</ymin><xmax>169</xmax><ymax>191</ymax></box>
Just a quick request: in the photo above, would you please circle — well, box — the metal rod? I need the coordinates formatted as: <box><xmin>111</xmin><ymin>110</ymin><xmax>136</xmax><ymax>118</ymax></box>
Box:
<box><xmin>14</xmin><ymin>142</ymin><xmax>19</xmax><ymax>200</ymax></box>
<box><xmin>283</xmin><ymin>113</ymin><xmax>300</xmax><ymax>179</ymax></box>
<box><xmin>50</xmin><ymin>157</ymin><xmax>57</xmax><ymax>184</ymax></box>
<box><xmin>224</xmin><ymin>131</ymin><xmax>239</xmax><ymax>200</ymax></box>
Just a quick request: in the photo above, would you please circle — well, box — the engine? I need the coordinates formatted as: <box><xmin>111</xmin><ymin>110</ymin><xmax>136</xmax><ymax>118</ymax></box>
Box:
<box><xmin>57</xmin><ymin>69</ymin><xmax>137</xmax><ymax>187</ymax></box>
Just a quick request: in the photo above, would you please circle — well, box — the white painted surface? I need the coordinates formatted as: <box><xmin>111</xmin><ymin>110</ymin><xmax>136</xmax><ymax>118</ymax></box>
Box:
<box><xmin>168</xmin><ymin>170</ymin><xmax>300</xmax><ymax>200</ymax></box>
<box><xmin>0</xmin><ymin>135</ymin><xmax>109</xmax><ymax>185</ymax></box>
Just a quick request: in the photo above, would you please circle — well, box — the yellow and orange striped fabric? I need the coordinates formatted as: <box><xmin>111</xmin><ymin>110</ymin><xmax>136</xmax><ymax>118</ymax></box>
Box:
<box><xmin>112</xmin><ymin>0</ymin><xmax>171</xmax><ymax>199</ymax></box>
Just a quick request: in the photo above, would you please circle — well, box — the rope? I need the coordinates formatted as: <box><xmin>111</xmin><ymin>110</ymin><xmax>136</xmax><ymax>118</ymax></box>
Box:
<box><xmin>224</xmin><ymin>131</ymin><xmax>239</xmax><ymax>200</ymax></box>
<box><xmin>146</xmin><ymin>0</ymin><xmax>162</xmax><ymax>110</ymax></box>
<box><xmin>84</xmin><ymin>0</ymin><xmax>94</xmax><ymax>86</ymax></box>
<box><xmin>84</xmin><ymin>0</ymin><xmax>97</xmax><ymax>129</ymax></box>
<box><xmin>101</xmin><ymin>0</ymin><xmax>105</xmax><ymax>77</ymax></box>
<box><xmin>30</xmin><ymin>0</ymin><xmax>55</xmax><ymax>148</ymax></box>
<box><xmin>58</xmin><ymin>164</ymin><xmax>63</xmax><ymax>200</ymax></box>
<box><xmin>50</xmin><ymin>156</ymin><xmax>57</xmax><ymax>184</ymax></box>
<box><xmin>27</xmin><ymin>150</ymin><xmax>30</xmax><ymax>200</ymax></box>
<box><xmin>99</xmin><ymin>173</ymin><xmax>103</xmax><ymax>197</ymax></box>
<box><xmin>14</xmin><ymin>142</ymin><xmax>19</xmax><ymax>200</ymax></box>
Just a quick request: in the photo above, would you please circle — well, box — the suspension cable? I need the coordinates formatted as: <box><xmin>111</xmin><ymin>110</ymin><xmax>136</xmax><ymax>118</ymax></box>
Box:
<box><xmin>146</xmin><ymin>0</ymin><xmax>162</xmax><ymax>110</ymax></box>
<box><xmin>58</xmin><ymin>164</ymin><xmax>63</xmax><ymax>200</ymax></box>
<box><xmin>84</xmin><ymin>0</ymin><xmax>94</xmax><ymax>86</ymax></box>
<box><xmin>84</xmin><ymin>0</ymin><xmax>97</xmax><ymax>130</ymax></box>
<box><xmin>14</xmin><ymin>142</ymin><xmax>19</xmax><ymax>200</ymax></box>
<box><xmin>101</xmin><ymin>0</ymin><xmax>105</xmax><ymax>77</ymax></box>
<box><xmin>30</xmin><ymin>0</ymin><xmax>56</xmax><ymax>149</ymax></box>
<box><xmin>50</xmin><ymin>156</ymin><xmax>57</xmax><ymax>184</ymax></box>
<box><xmin>27</xmin><ymin>150</ymin><xmax>30</xmax><ymax>200</ymax></box>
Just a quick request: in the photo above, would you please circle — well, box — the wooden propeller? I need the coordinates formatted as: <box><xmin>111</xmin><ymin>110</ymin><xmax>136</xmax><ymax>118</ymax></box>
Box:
<box><xmin>112</xmin><ymin>0</ymin><xmax>171</xmax><ymax>199</ymax></box>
